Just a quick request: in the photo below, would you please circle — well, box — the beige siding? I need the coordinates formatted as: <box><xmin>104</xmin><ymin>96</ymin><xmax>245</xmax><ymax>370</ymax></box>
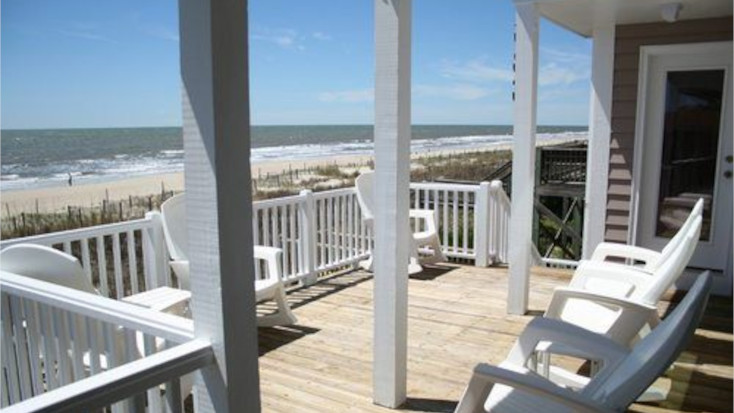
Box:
<box><xmin>605</xmin><ymin>17</ymin><xmax>733</xmax><ymax>242</ymax></box>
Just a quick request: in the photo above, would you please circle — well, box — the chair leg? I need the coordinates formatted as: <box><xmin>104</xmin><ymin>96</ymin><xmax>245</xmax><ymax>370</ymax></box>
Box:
<box><xmin>257</xmin><ymin>284</ymin><xmax>297</xmax><ymax>327</ymax></box>
<box><xmin>417</xmin><ymin>235</ymin><xmax>446</xmax><ymax>265</ymax></box>
<box><xmin>359</xmin><ymin>255</ymin><xmax>374</xmax><ymax>272</ymax></box>
<box><xmin>432</xmin><ymin>235</ymin><xmax>447</xmax><ymax>262</ymax></box>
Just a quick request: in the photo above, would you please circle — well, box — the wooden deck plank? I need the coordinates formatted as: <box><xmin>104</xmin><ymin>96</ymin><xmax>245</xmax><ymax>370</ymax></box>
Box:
<box><xmin>253</xmin><ymin>263</ymin><xmax>733</xmax><ymax>413</ymax></box>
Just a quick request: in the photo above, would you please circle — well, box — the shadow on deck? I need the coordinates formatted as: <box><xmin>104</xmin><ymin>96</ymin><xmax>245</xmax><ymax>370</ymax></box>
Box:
<box><xmin>253</xmin><ymin>264</ymin><xmax>732</xmax><ymax>413</ymax></box>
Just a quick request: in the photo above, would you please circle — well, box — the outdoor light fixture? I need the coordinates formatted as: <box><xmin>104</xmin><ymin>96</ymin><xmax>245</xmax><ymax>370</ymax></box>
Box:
<box><xmin>661</xmin><ymin>3</ymin><xmax>683</xmax><ymax>23</ymax></box>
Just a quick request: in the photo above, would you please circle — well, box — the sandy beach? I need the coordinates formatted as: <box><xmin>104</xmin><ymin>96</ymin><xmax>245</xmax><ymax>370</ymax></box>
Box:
<box><xmin>1</xmin><ymin>137</ymin><xmax>583</xmax><ymax>216</ymax></box>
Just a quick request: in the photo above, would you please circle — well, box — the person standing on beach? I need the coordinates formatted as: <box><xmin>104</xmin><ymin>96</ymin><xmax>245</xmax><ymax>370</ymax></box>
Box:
<box><xmin>68</xmin><ymin>173</ymin><xmax>73</xmax><ymax>186</ymax></box>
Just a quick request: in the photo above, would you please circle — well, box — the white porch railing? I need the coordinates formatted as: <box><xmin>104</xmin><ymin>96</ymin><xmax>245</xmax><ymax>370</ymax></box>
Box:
<box><xmin>0</xmin><ymin>182</ymin><xmax>513</xmax><ymax>294</ymax></box>
<box><xmin>0</xmin><ymin>271</ymin><xmax>211</xmax><ymax>412</ymax></box>
<box><xmin>0</xmin><ymin>181</ymin><xmax>571</xmax><ymax>300</ymax></box>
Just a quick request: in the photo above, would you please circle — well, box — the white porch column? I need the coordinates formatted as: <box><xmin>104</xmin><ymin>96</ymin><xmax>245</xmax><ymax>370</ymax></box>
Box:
<box><xmin>582</xmin><ymin>25</ymin><xmax>615</xmax><ymax>258</ymax></box>
<box><xmin>373</xmin><ymin>0</ymin><xmax>411</xmax><ymax>408</ymax></box>
<box><xmin>508</xmin><ymin>2</ymin><xmax>539</xmax><ymax>315</ymax></box>
<box><xmin>179</xmin><ymin>1</ymin><xmax>260</xmax><ymax>412</ymax></box>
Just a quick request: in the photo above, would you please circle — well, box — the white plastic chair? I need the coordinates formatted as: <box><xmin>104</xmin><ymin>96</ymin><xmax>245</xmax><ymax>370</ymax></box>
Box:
<box><xmin>535</xmin><ymin>215</ymin><xmax>702</xmax><ymax>391</ymax></box>
<box><xmin>587</xmin><ymin>198</ymin><xmax>703</xmax><ymax>272</ymax></box>
<box><xmin>354</xmin><ymin>171</ymin><xmax>446</xmax><ymax>272</ymax></box>
<box><xmin>454</xmin><ymin>272</ymin><xmax>712</xmax><ymax>413</ymax></box>
<box><xmin>0</xmin><ymin>243</ymin><xmax>97</xmax><ymax>294</ymax></box>
<box><xmin>160</xmin><ymin>193</ymin><xmax>296</xmax><ymax>327</ymax></box>
<box><xmin>550</xmin><ymin>215</ymin><xmax>703</xmax><ymax>340</ymax></box>
<box><xmin>0</xmin><ymin>244</ymin><xmax>193</xmax><ymax>403</ymax></box>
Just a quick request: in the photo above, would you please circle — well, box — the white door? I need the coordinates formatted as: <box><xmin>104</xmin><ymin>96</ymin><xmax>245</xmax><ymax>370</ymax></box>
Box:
<box><xmin>636</xmin><ymin>42</ymin><xmax>733</xmax><ymax>279</ymax></box>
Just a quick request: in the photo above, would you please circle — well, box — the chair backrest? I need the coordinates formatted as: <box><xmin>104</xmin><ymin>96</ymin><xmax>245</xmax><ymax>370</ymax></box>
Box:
<box><xmin>160</xmin><ymin>193</ymin><xmax>189</xmax><ymax>262</ymax></box>
<box><xmin>0</xmin><ymin>244</ymin><xmax>97</xmax><ymax>294</ymax></box>
<box><xmin>586</xmin><ymin>272</ymin><xmax>712</xmax><ymax>411</ymax></box>
<box><xmin>659</xmin><ymin>198</ymin><xmax>704</xmax><ymax>262</ymax></box>
<box><xmin>633</xmin><ymin>215</ymin><xmax>702</xmax><ymax>305</ymax></box>
<box><xmin>355</xmin><ymin>171</ymin><xmax>375</xmax><ymax>221</ymax></box>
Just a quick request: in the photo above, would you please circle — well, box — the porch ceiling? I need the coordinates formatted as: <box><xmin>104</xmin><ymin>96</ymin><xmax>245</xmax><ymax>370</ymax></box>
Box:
<box><xmin>517</xmin><ymin>0</ymin><xmax>733</xmax><ymax>37</ymax></box>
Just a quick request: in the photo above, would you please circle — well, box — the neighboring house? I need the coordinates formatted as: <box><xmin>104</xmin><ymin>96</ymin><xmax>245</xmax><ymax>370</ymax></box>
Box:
<box><xmin>514</xmin><ymin>0</ymin><xmax>733</xmax><ymax>297</ymax></box>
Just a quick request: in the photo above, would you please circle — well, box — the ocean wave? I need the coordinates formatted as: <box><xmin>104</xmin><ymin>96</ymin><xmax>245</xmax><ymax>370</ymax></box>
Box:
<box><xmin>1</xmin><ymin>174</ymin><xmax>19</xmax><ymax>181</ymax></box>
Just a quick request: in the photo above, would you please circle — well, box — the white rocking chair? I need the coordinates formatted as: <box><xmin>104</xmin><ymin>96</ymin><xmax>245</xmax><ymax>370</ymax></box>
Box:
<box><xmin>455</xmin><ymin>272</ymin><xmax>712</xmax><ymax>413</ymax></box>
<box><xmin>585</xmin><ymin>198</ymin><xmax>703</xmax><ymax>272</ymax></box>
<box><xmin>536</xmin><ymin>215</ymin><xmax>702</xmax><ymax>392</ymax></box>
<box><xmin>160</xmin><ymin>193</ymin><xmax>297</xmax><ymax>327</ymax></box>
<box><xmin>354</xmin><ymin>171</ymin><xmax>446</xmax><ymax>273</ymax></box>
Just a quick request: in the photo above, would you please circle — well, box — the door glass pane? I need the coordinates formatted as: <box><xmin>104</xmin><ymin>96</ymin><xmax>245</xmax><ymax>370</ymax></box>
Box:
<box><xmin>655</xmin><ymin>69</ymin><xmax>724</xmax><ymax>240</ymax></box>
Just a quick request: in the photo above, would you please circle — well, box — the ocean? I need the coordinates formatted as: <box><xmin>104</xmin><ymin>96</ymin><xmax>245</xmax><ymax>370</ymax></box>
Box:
<box><xmin>0</xmin><ymin>125</ymin><xmax>586</xmax><ymax>191</ymax></box>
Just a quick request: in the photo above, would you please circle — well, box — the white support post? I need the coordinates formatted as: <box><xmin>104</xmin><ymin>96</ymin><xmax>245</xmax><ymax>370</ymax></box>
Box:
<box><xmin>508</xmin><ymin>2</ymin><xmax>539</xmax><ymax>315</ymax></box>
<box><xmin>474</xmin><ymin>182</ymin><xmax>491</xmax><ymax>267</ymax></box>
<box><xmin>178</xmin><ymin>0</ymin><xmax>260</xmax><ymax>412</ymax></box>
<box><xmin>373</xmin><ymin>0</ymin><xmax>411</xmax><ymax>407</ymax></box>
<box><xmin>582</xmin><ymin>25</ymin><xmax>615</xmax><ymax>259</ymax></box>
<box><xmin>299</xmin><ymin>189</ymin><xmax>318</xmax><ymax>285</ymax></box>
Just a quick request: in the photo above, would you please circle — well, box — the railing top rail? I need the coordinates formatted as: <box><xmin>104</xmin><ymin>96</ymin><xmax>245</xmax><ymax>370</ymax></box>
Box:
<box><xmin>0</xmin><ymin>217</ymin><xmax>155</xmax><ymax>248</ymax></box>
<box><xmin>2</xmin><ymin>339</ymin><xmax>213</xmax><ymax>413</ymax></box>
<box><xmin>409</xmin><ymin>182</ymin><xmax>480</xmax><ymax>191</ymax></box>
<box><xmin>312</xmin><ymin>187</ymin><xmax>356</xmax><ymax>200</ymax></box>
<box><xmin>254</xmin><ymin>193</ymin><xmax>306</xmax><ymax>209</ymax></box>
<box><xmin>0</xmin><ymin>271</ymin><xmax>194</xmax><ymax>343</ymax></box>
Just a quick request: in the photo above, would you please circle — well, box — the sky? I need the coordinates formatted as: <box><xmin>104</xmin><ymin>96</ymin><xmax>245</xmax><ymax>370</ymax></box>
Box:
<box><xmin>1</xmin><ymin>0</ymin><xmax>591</xmax><ymax>129</ymax></box>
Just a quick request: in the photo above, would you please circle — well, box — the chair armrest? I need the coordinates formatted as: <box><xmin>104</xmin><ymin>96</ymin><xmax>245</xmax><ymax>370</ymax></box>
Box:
<box><xmin>590</xmin><ymin>242</ymin><xmax>661</xmax><ymax>272</ymax></box>
<box><xmin>570</xmin><ymin>261</ymin><xmax>652</xmax><ymax>296</ymax></box>
<box><xmin>254</xmin><ymin>246</ymin><xmax>283</xmax><ymax>282</ymax></box>
<box><xmin>545</xmin><ymin>287</ymin><xmax>658</xmax><ymax>345</ymax></box>
<box><xmin>409</xmin><ymin>209</ymin><xmax>438</xmax><ymax>232</ymax></box>
<box><xmin>505</xmin><ymin>317</ymin><xmax>628</xmax><ymax>369</ymax></box>
<box><xmin>455</xmin><ymin>363</ymin><xmax>613</xmax><ymax>413</ymax></box>
<box><xmin>409</xmin><ymin>209</ymin><xmax>434</xmax><ymax>220</ymax></box>
<box><xmin>123</xmin><ymin>287</ymin><xmax>191</xmax><ymax>317</ymax></box>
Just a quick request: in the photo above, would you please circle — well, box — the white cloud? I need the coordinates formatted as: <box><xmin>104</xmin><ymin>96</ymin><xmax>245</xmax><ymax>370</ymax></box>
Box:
<box><xmin>317</xmin><ymin>84</ymin><xmax>492</xmax><ymax>104</ymax></box>
<box><xmin>312</xmin><ymin>32</ymin><xmax>332</xmax><ymax>41</ymax></box>
<box><xmin>273</xmin><ymin>36</ymin><xmax>294</xmax><ymax>47</ymax></box>
<box><xmin>252</xmin><ymin>28</ymin><xmax>303</xmax><ymax>50</ymax></box>
<box><xmin>414</xmin><ymin>84</ymin><xmax>492</xmax><ymax>101</ymax></box>
<box><xmin>318</xmin><ymin>88</ymin><xmax>374</xmax><ymax>103</ymax></box>
<box><xmin>540</xmin><ymin>47</ymin><xmax>589</xmax><ymax>64</ymax></box>
<box><xmin>440</xmin><ymin>55</ymin><xmax>589</xmax><ymax>87</ymax></box>
<box><xmin>538</xmin><ymin>63</ymin><xmax>588</xmax><ymax>86</ymax></box>
<box><xmin>145</xmin><ymin>26</ymin><xmax>179</xmax><ymax>42</ymax></box>
<box><xmin>57</xmin><ymin>29</ymin><xmax>116</xmax><ymax>43</ymax></box>
<box><xmin>440</xmin><ymin>58</ymin><xmax>514</xmax><ymax>83</ymax></box>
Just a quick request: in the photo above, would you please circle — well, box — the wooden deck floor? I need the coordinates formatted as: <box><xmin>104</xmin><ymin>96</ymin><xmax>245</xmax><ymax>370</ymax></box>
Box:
<box><xmin>254</xmin><ymin>264</ymin><xmax>733</xmax><ymax>413</ymax></box>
